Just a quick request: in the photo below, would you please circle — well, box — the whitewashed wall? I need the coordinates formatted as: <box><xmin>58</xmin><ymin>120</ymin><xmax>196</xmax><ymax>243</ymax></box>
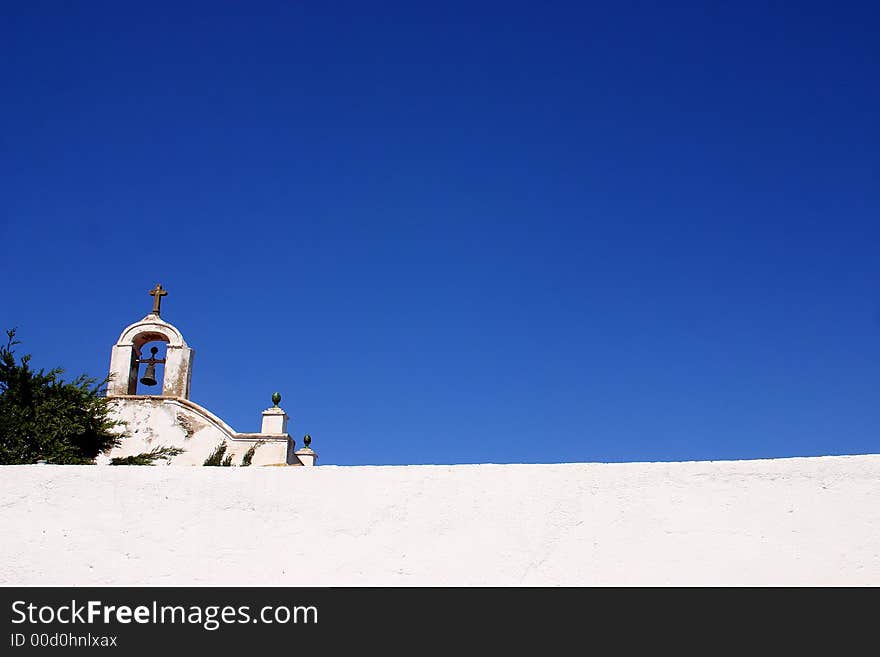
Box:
<box><xmin>1</xmin><ymin>455</ymin><xmax>878</xmax><ymax>586</ymax></box>
<box><xmin>98</xmin><ymin>398</ymin><xmax>290</xmax><ymax>466</ymax></box>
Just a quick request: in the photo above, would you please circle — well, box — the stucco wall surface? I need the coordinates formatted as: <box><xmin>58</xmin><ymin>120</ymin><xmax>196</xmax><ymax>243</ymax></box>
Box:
<box><xmin>97</xmin><ymin>398</ymin><xmax>289</xmax><ymax>466</ymax></box>
<box><xmin>1</xmin><ymin>455</ymin><xmax>878</xmax><ymax>586</ymax></box>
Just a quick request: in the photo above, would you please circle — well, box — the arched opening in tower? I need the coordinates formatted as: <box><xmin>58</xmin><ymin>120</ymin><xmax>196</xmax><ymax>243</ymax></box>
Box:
<box><xmin>135</xmin><ymin>340</ymin><xmax>167</xmax><ymax>395</ymax></box>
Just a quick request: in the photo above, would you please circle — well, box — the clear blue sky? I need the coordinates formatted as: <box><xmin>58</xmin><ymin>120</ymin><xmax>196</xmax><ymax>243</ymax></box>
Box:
<box><xmin>3</xmin><ymin>1</ymin><xmax>878</xmax><ymax>465</ymax></box>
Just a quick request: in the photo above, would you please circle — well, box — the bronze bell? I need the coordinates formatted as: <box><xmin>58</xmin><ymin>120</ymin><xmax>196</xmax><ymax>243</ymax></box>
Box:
<box><xmin>139</xmin><ymin>346</ymin><xmax>159</xmax><ymax>387</ymax></box>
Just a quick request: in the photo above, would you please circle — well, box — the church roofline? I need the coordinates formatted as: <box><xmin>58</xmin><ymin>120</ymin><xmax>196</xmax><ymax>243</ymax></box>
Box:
<box><xmin>107</xmin><ymin>395</ymin><xmax>293</xmax><ymax>444</ymax></box>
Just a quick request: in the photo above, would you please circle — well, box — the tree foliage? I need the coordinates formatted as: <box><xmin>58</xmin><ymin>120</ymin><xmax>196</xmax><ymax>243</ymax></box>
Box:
<box><xmin>0</xmin><ymin>329</ymin><xmax>123</xmax><ymax>464</ymax></box>
<box><xmin>240</xmin><ymin>441</ymin><xmax>261</xmax><ymax>467</ymax></box>
<box><xmin>109</xmin><ymin>446</ymin><xmax>183</xmax><ymax>465</ymax></box>
<box><xmin>203</xmin><ymin>440</ymin><xmax>233</xmax><ymax>466</ymax></box>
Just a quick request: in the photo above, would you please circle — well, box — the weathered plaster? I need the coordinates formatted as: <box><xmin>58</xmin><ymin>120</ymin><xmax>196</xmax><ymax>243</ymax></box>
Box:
<box><xmin>99</xmin><ymin>397</ymin><xmax>292</xmax><ymax>466</ymax></box>
<box><xmin>1</xmin><ymin>454</ymin><xmax>878</xmax><ymax>585</ymax></box>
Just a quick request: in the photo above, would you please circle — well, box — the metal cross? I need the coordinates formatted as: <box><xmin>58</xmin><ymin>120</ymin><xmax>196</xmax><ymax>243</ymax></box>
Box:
<box><xmin>148</xmin><ymin>283</ymin><xmax>168</xmax><ymax>315</ymax></box>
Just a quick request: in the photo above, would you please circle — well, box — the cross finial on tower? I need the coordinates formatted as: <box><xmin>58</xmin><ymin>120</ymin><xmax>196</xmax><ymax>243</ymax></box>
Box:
<box><xmin>148</xmin><ymin>283</ymin><xmax>168</xmax><ymax>315</ymax></box>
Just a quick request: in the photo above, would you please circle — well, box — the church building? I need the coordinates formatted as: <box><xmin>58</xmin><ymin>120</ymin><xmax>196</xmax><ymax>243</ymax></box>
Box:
<box><xmin>97</xmin><ymin>284</ymin><xmax>316</xmax><ymax>467</ymax></box>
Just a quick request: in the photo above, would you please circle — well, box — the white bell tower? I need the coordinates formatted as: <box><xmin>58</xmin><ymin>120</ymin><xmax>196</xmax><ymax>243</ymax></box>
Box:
<box><xmin>101</xmin><ymin>284</ymin><xmax>314</xmax><ymax>467</ymax></box>
<box><xmin>106</xmin><ymin>283</ymin><xmax>194</xmax><ymax>398</ymax></box>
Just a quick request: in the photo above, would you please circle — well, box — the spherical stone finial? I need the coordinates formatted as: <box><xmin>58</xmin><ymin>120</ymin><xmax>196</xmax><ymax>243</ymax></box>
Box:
<box><xmin>271</xmin><ymin>392</ymin><xmax>281</xmax><ymax>408</ymax></box>
<box><xmin>303</xmin><ymin>433</ymin><xmax>312</xmax><ymax>448</ymax></box>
